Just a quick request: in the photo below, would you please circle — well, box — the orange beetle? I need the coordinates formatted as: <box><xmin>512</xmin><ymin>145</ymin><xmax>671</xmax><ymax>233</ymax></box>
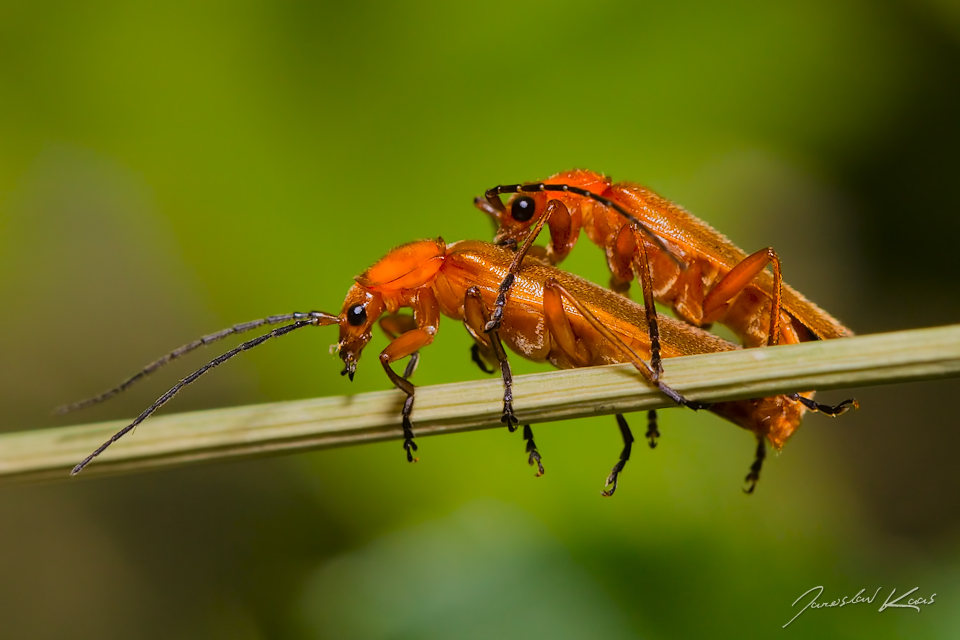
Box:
<box><xmin>68</xmin><ymin>239</ymin><xmax>853</xmax><ymax>493</ymax></box>
<box><xmin>477</xmin><ymin>169</ymin><xmax>854</xmax><ymax>373</ymax></box>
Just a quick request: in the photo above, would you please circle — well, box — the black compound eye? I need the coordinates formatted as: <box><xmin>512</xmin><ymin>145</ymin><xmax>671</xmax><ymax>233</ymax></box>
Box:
<box><xmin>347</xmin><ymin>304</ymin><xmax>367</xmax><ymax>327</ymax></box>
<box><xmin>511</xmin><ymin>196</ymin><xmax>536</xmax><ymax>222</ymax></box>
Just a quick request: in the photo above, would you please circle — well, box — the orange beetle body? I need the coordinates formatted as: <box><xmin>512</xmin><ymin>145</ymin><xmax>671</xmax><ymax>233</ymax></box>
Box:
<box><xmin>481</xmin><ymin>169</ymin><xmax>853</xmax><ymax>349</ymax></box>
<box><xmin>340</xmin><ymin>239</ymin><xmax>823</xmax><ymax>453</ymax></box>
<box><xmin>71</xmin><ymin>238</ymin><xmax>853</xmax><ymax>491</ymax></box>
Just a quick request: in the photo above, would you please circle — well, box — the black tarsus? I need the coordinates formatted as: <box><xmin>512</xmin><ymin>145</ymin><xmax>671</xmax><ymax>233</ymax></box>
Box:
<box><xmin>58</xmin><ymin>312</ymin><xmax>333</xmax><ymax>414</ymax></box>
<box><xmin>401</xmin><ymin>395</ymin><xmax>418</xmax><ymax>463</ymax></box>
<box><xmin>378</xmin><ymin>352</ymin><xmax>421</xmax><ymax>463</ymax></box>
<box><xmin>71</xmin><ymin>317</ymin><xmax>328</xmax><ymax>475</ymax></box>
<box><xmin>464</xmin><ymin>286</ymin><xmax>545</xmax><ymax>474</ymax></box>
<box><xmin>793</xmin><ymin>394</ymin><xmax>858</xmax><ymax>416</ymax></box>
<box><xmin>602</xmin><ymin>414</ymin><xmax>635</xmax><ymax>497</ymax></box>
<box><xmin>645</xmin><ymin>409</ymin><xmax>660</xmax><ymax>448</ymax></box>
<box><xmin>398</xmin><ymin>349</ymin><xmax>420</xmax><ymax>459</ymax></box>
<box><xmin>743</xmin><ymin>437</ymin><xmax>766</xmax><ymax>494</ymax></box>
<box><xmin>523</xmin><ymin>424</ymin><xmax>544</xmax><ymax>477</ymax></box>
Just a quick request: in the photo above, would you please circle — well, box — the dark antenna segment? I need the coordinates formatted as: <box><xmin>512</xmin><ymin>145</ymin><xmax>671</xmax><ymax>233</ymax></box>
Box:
<box><xmin>70</xmin><ymin>311</ymin><xmax>338</xmax><ymax>475</ymax></box>
<box><xmin>58</xmin><ymin>312</ymin><xmax>334</xmax><ymax>414</ymax></box>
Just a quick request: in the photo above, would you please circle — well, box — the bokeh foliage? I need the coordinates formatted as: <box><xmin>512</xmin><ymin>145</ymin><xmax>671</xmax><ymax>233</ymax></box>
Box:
<box><xmin>1</xmin><ymin>1</ymin><xmax>959</xmax><ymax>638</ymax></box>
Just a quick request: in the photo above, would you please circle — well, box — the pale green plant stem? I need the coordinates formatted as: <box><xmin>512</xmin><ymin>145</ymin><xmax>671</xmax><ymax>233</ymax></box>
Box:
<box><xmin>2</xmin><ymin>324</ymin><xmax>959</xmax><ymax>485</ymax></box>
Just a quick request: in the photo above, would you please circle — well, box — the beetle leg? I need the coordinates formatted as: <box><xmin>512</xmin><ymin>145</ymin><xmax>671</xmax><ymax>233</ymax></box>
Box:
<box><xmin>542</xmin><ymin>281</ymin><xmax>593</xmax><ymax>368</ymax></box>
<box><xmin>464</xmin><ymin>287</ymin><xmax>520</xmax><ymax>433</ymax></box>
<box><xmin>793</xmin><ymin>394</ymin><xmax>859</xmax><ymax>416</ymax></box>
<box><xmin>379</xmin><ymin>327</ymin><xmax>436</xmax><ymax>462</ymax></box>
<box><xmin>631</xmin><ymin>230</ymin><xmax>663</xmax><ymax>380</ymax></box>
<box><xmin>378</xmin><ymin>312</ymin><xmax>417</xmax><ymax>339</ymax></box>
<box><xmin>399</xmin><ymin>352</ymin><xmax>420</xmax><ymax>381</ymax></box>
<box><xmin>743</xmin><ymin>436</ymin><xmax>766</xmax><ymax>494</ymax></box>
<box><xmin>602</xmin><ymin>414</ymin><xmax>635</xmax><ymax>497</ymax></box>
<box><xmin>702</xmin><ymin>247</ymin><xmax>783</xmax><ymax>347</ymax></box>
<box><xmin>543</xmin><ymin>279</ymin><xmax>703</xmax><ymax>410</ymax></box>
<box><xmin>466</xmin><ymin>287</ymin><xmax>547</xmax><ymax>475</ymax></box>
<box><xmin>469</xmin><ymin>343</ymin><xmax>495</xmax><ymax>374</ymax></box>
<box><xmin>378</xmin><ymin>312</ymin><xmax>421</xmax><ymax>379</ymax></box>
<box><xmin>485</xmin><ymin>200</ymin><xmax>565</xmax><ymax>332</ymax></box>
<box><xmin>463</xmin><ymin>292</ymin><xmax>497</xmax><ymax>374</ymax></box>
<box><xmin>545</xmin><ymin>197</ymin><xmax>576</xmax><ymax>263</ymax></box>
<box><xmin>646</xmin><ymin>409</ymin><xmax>660</xmax><ymax>448</ymax></box>
<box><xmin>523</xmin><ymin>424</ymin><xmax>544</xmax><ymax>476</ymax></box>
<box><xmin>674</xmin><ymin>260</ymin><xmax>706</xmax><ymax>326</ymax></box>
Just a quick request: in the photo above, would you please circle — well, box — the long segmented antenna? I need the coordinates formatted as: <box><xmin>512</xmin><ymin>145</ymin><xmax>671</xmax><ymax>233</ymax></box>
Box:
<box><xmin>57</xmin><ymin>312</ymin><xmax>332</xmax><ymax>414</ymax></box>
<box><xmin>485</xmin><ymin>182</ymin><xmax>682</xmax><ymax>268</ymax></box>
<box><xmin>71</xmin><ymin>312</ymin><xmax>338</xmax><ymax>475</ymax></box>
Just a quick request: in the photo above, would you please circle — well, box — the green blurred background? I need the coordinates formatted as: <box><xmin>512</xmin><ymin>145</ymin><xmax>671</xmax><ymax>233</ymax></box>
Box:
<box><xmin>2</xmin><ymin>1</ymin><xmax>959</xmax><ymax>638</ymax></box>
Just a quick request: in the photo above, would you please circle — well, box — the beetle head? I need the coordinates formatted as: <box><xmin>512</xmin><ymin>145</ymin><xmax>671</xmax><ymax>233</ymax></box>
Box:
<box><xmin>482</xmin><ymin>191</ymin><xmax>548</xmax><ymax>248</ymax></box>
<box><xmin>336</xmin><ymin>283</ymin><xmax>385</xmax><ymax>381</ymax></box>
